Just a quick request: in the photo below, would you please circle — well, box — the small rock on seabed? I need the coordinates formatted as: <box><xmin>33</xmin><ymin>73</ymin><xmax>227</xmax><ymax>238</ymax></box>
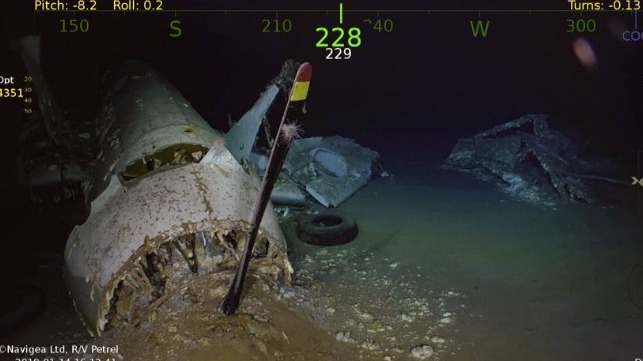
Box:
<box><xmin>410</xmin><ymin>344</ymin><xmax>434</xmax><ymax>359</ymax></box>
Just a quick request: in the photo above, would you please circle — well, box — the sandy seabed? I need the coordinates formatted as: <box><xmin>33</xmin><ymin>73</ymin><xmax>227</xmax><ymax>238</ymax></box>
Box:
<box><xmin>3</xmin><ymin>161</ymin><xmax>642</xmax><ymax>361</ymax></box>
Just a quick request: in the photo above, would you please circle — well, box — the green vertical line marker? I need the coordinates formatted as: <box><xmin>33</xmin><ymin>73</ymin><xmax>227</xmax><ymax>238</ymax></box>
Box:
<box><xmin>339</xmin><ymin>2</ymin><xmax>343</xmax><ymax>24</ymax></box>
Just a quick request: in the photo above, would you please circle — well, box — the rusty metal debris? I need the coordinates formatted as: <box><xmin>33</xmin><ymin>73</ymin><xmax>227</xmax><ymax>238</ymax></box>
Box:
<box><xmin>443</xmin><ymin>114</ymin><xmax>619</xmax><ymax>205</ymax></box>
<box><xmin>65</xmin><ymin>158</ymin><xmax>292</xmax><ymax>336</ymax></box>
<box><xmin>86</xmin><ymin>60</ymin><xmax>218</xmax><ymax>200</ymax></box>
<box><xmin>63</xmin><ymin>61</ymin><xmax>292</xmax><ymax>336</ymax></box>
<box><xmin>251</xmin><ymin>136</ymin><xmax>381</xmax><ymax>208</ymax></box>
<box><xmin>18</xmin><ymin>47</ymin><xmax>371</xmax><ymax>336</ymax></box>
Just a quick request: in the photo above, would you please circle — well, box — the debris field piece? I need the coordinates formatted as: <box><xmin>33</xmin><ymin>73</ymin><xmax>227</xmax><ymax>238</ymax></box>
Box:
<box><xmin>64</xmin><ymin>61</ymin><xmax>292</xmax><ymax>335</ymax></box>
<box><xmin>18</xmin><ymin>48</ymin><xmax>381</xmax><ymax>336</ymax></box>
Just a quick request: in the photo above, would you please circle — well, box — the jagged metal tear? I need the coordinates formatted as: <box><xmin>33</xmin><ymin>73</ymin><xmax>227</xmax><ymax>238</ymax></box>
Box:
<box><xmin>224</xmin><ymin>85</ymin><xmax>280</xmax><ymax>163</ymax></box>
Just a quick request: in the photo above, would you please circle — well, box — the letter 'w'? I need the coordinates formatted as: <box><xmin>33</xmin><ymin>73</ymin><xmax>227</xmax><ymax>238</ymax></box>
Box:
<box><xmin>470</xmin><ymin>20</ymin><xmax>490</xmax><ymax>37</ymax></box>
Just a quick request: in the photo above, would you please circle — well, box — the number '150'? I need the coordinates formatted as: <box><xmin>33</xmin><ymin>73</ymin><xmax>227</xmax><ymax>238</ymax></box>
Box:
<box><xmin>60</xmin><ymin>19</ymin><xmax>89</xmax><ymax>33</ymax></box>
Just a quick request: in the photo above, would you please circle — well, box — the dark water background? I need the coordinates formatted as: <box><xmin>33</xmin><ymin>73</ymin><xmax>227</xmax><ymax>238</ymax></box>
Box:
<box><xmin>1</xmin><ymin>1</ymin><xmax>642</xmax><ymax>359</ymax></box>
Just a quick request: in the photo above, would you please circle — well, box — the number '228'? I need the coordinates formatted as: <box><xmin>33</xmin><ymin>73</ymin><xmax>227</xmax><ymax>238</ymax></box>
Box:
<box><xmin>315</xmin><ymin>27</ymin><xmax>362</xmax><ymax>48</ymax></box>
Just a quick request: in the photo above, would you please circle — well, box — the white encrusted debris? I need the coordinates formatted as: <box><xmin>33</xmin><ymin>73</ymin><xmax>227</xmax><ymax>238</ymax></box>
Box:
<box><xmin>410</xmin><ymin>345</ymin><xmax>434</xmax><ymax>359</ymax></box>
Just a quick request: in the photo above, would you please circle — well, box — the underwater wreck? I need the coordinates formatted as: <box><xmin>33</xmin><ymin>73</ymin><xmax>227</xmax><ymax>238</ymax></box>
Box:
<box><xmin>61</xmin><ymin>59</ymin><xmax>295</xmax><ymax>335</ymax></box>
<box><xmin>443</xmin><ymin>114</ymin><xmax>625</xmax><ymax>206</ymax></box>
<box><xmin>14</xmin><ymin>35</ymin><xmax>377</xmax><ymax>342</ymax></box>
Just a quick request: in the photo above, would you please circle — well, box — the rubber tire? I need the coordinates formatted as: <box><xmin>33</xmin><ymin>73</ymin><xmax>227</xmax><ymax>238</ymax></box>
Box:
<box><xmin>296</xmin><ymin>211</ymin><xmax>358</xmax><ymax>246</ymax></box>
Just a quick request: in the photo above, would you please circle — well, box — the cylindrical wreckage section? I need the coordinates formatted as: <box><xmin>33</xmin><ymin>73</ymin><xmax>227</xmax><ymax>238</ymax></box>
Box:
<box><xmin>64</xmin><ymin>62</ymin><xmax>291</xmax><ymax>336</ymax></box>
<box><xmin>87</xmin><ymin>60</ymin><xmax>219</xmax><ymax>201</ymax></box>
